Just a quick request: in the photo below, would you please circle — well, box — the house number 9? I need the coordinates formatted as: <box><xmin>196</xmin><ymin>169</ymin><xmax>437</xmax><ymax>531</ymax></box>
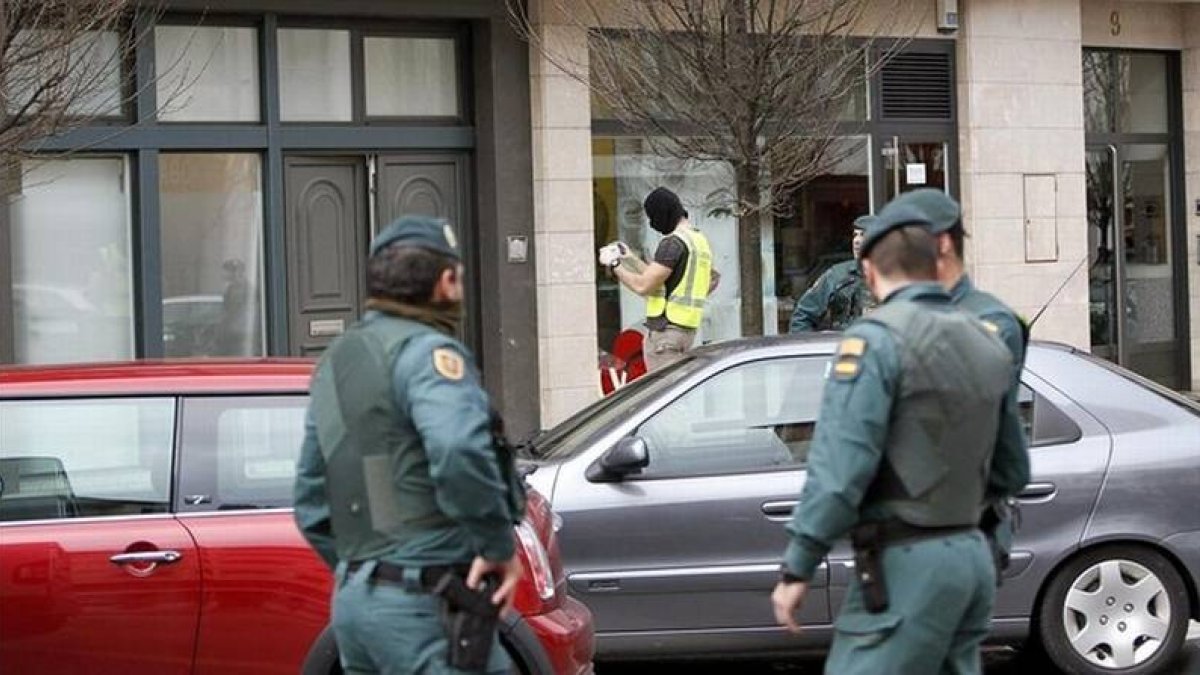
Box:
<box><xmin>1110</xmin><ymin>11</ymin><xmax>1121</xmax><ymax>36</ymax></box>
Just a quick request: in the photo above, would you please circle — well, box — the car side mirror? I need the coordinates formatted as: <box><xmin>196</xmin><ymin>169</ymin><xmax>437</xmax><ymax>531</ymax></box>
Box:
<box><xmin>586</xmin><ymin>437</ymin><xmax>649</xmax><ymax>483</ymax></box>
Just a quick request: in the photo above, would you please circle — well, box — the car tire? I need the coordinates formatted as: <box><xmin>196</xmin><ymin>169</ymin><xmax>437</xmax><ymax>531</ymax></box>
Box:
<box><xmin>1037</xmin><ymin>545</ymin><xmax>1190</xmax><ymax>675</ymax></box>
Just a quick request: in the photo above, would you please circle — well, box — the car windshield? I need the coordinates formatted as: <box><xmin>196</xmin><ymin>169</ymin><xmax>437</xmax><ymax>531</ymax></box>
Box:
<box><xmin>529</xmin><ymin>355</ymin><xmax>707</xmax><ymax>460</ymax></box>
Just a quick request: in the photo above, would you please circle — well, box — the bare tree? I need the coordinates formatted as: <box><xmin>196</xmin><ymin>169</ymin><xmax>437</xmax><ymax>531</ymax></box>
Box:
<box><xmin>1</xmin><ymin>1</ymin><xmax>147</xmax><ymax>163</ymax></box>
<box><xmin>511</xmin><ymin>0</ymin><xmax>921</xmax><ymax>336</ymax></box>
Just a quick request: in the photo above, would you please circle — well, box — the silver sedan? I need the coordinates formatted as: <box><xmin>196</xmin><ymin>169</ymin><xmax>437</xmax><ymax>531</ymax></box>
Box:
<box><xmin>524</xmin><ymin>336</ymin><xmax>1200</xmax><ymax>675</ymax></box>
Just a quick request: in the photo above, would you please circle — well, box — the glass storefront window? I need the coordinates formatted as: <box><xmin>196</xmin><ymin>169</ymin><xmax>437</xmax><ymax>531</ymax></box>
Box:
<box><xmin>8</xmin><ymin>158</ymin><xmax>135</xmax><ymax>364</ymax></box>
<box><xmin>1083</xmin><ymin>51</ymin><xmax>1168</xmax><ymax>134</ymax></box>
<box><xmin>278</xmin><ymin>29</ymin><xmax>352</xmax><ymax>122</ymax></box>
<box><xmin>592</xmin><ymin>137</ymin><xmax>746</xmax><ymax>351</ymax></box>
<box><xmin>774</xmin><ymin>137</ymin><xmax>871</xmax><ymax>333</ymax></box>
<box><xmin>159</xmin><ymin>153</ymin><xmax>265</xmax><ymax>357</ymax></box>
<box><xmin>364</xmin><ymin>36</ymin><xmax>459</xmax><ymax>117</ymax></box>
<box><xmin>155</xmin><ymin>26</ymin><xmax>260</xmax><ymax>122</ymax></box>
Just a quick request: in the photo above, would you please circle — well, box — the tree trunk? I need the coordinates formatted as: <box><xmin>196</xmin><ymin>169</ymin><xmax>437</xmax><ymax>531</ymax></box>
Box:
<box><xmin>736</xmin><ymin>164</ymin><xmax>764</xmax><ymax>337</ymax></box>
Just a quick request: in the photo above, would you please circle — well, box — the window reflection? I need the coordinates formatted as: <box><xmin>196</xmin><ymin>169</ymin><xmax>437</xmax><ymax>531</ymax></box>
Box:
<box><xmin>9</xmin><ymin>158</ymin><xmax>135</xmax><ymax>364</ymax></box>
<box><xmin>159</xmin><ymin>153</ymin><xmax>264</xmax><ymax>357</ymax></box>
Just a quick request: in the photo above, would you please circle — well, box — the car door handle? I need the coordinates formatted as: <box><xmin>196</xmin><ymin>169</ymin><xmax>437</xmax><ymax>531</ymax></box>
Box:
<box><xmin>110</xmin><ymin>550</ymin><xmax>183</xmax><ymax>565</ymax></box>
<box><xmin>761</xmin><ymin>500</ymin><xmax>799</xmax><ymax>521</ymax></box>
<box><xmin>1017</xmin><ymin>482</ymin><xmax>1057</xmax><ymax>502</ymax></box>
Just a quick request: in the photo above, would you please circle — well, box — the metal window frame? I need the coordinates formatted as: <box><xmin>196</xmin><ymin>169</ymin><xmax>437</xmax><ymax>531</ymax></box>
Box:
<box><xmin>1082</xmin><ymin>46</ymin><xmax>1191</xmax><ymax>390</ymax></box>
<box><xmin>1</xmin><ymin>3</ymin><xmax>539</xmax><ymax>439</ymax></box>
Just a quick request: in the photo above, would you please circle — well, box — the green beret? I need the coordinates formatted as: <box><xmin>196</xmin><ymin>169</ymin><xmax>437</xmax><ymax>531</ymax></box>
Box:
<box><xmin>852</xmin><ymin>214</ymin><xmax>877</xmax><ymax>231</ymax></box>
<box><xmin>893</xmin><ymin>188</ymin><xmax>960</xmax><ymax>233</ymax></box>
<box><xmin>369</xmin><ymin>215</ymin><xmax>461</xmax><ymax>260</ymax></box>
<box><xmin>860</xmin><ymin>202</ymin><xmax>930</xmax><ymax>259</ymax></box>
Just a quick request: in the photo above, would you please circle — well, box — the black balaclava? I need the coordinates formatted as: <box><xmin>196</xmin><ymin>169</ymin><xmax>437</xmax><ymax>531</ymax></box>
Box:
<box><xmin>643</xmin><ymin>187</ymin><xmax>686</xmax><ymax>235</ymax></box>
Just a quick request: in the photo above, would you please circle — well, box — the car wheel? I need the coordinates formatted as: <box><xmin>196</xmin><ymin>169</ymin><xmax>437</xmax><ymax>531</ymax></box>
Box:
<box><xmin>1038</xmin><ymin>545</ymin><xmax>1190</xmax><ymax>674</ymax></box>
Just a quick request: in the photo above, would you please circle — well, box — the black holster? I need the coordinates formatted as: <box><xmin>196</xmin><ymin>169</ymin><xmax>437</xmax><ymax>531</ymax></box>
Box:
<box><xmin>979</xmin><ymin>499</ymin><xmax>1019</xmax><ymax>587</ymax></box>
<box><xmin>850</xmin><ymin>523</ymin><xmax>889</xmax><ymax>614</ymax></box>
<box><xmin>433</xmin><ymin>572</ymin><xmax>500</xmax><ymax>671</ymax></box>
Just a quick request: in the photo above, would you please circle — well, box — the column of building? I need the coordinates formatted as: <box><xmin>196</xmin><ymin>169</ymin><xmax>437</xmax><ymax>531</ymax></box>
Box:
<box><xmin>527</xmin><ymin>0</ymin><xmax>602</xmax><ymax>426</ymax></box>
<box><xmin>955</xmin><ymin>0</ymin><xmax>1090</xmax><ymax>348</ymax></box>
<box><xmin>1185</xmin><ymin>6</ymin><xmax>1200</xmax><ymax>391</ymax></box>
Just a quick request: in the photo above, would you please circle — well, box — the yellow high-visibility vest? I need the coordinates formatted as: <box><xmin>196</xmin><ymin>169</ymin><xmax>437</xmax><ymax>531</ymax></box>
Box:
<box><xmin>646</xmin><ymin>228</ymin><xmax>712</xmax><ymax>329</ymax></box>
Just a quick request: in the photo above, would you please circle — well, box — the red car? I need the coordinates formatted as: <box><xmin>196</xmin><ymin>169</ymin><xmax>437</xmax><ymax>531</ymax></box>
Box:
<box><xmin>0</xmin><ymin>360</ymin><xmax>594</xmax><ymax>675</ymax></box>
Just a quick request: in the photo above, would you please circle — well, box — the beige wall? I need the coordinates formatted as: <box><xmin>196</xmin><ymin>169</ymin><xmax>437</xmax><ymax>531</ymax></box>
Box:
<box><xmin>1081</xmin><ymin>0</ymin><xmax>1185</xmax><ymax>49</ymax></box>
<box><xmin>1185</xmin><ymin>6</ymin><xmax>1200</xmax><ymax>390</ymax></box>
<box><xmin>956</xmin><ymin>0</ymin><xmax>1091</xmax><ymax>348</ymax></box>
<box><xmin>525</xmin><ymin>0</ymin><xmax>1200</xmax><ymax>424</ymax></box>
<box><xmin>528</xmin><ymin>0</ymin><xmax>602</xmax><ymax>427</ymax></box>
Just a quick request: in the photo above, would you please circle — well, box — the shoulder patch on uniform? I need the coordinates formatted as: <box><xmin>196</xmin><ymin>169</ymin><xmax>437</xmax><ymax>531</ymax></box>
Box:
<box><xmin>831</xmin><ymin>336</ymin><xmax>867</xmax><ymax>381</ymax></box>
<box><xmin>838</xmin><ymin>336</ymin><xmax>867</xmax><ymax>357</ymax></box>
<box><xmin>432</xmin><ymin>348</ymin><xmax>465</xmax><ymax>381</ymax></box>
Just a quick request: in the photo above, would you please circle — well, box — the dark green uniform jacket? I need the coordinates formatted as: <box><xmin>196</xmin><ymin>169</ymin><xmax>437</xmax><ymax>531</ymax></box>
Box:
<box><xmin>949</xmin><ymin>274</ymin><xmax>1031</xmax><ymax>500</ymax></box>
<box><xmin>789</xmin><ymin>260</ymin><xmax>874</xmax><ymax>333</ymax></box>
<box><xmin>783</xmin><ymin>283</ymin><xmax>1031</xmax><ymax>580</ymax></box>
<box><xmin>294</xmin><ymin>311</ymin><xmax>520</xmax><ymax>570</ymax></box>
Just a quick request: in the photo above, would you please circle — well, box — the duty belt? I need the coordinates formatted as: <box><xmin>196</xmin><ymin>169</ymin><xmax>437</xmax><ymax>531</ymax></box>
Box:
<box><xmin>346</xmin><ymin>560</ymin><xmax>471</xmax><ymax>592</ymax></box>
<box><xmin>861</xmin><ymin>520</ymin><xmax>979</xmax><ymax>549</ymax></box>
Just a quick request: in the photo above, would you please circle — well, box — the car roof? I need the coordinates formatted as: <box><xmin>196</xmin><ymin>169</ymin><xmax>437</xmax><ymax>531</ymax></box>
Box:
<box><xmin>684</xmin><ymin>332</ymin><xmax>1077</xmax><ymax>360</ymax></box>
<box><xmin>0</xmin><ymin>359</ymin><xmax>315</xmax><ymax>397</ymax></box>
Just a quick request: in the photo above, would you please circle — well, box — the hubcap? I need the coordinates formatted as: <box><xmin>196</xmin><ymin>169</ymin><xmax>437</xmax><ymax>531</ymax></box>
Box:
<box><xmin>1061</xmin><ymin>559</ymin><xmax>1171</xmax><ymax>669</ymax></box>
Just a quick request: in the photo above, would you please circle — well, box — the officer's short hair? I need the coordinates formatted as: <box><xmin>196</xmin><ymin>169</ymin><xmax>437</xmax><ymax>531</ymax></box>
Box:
<box><xmin>865</xmin><ymin>225</ymin><xmax>938</xmax><ymax>280</ymax></box>
<box><xmin>367</xmin><ymin>244</ymin><xmax>457</xmax><ymax>304</ymax></box>
<box><xmin>946</xmin><ymin>223</ymin><xmax>966</xmax><ymax>259</ymax></box>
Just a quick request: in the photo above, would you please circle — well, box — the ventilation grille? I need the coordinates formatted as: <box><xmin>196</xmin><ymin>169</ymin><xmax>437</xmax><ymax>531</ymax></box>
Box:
<box><xmin>880</xmin><ymin>52</ymin><xmax>953</xmax><ymax>120</ymax></box>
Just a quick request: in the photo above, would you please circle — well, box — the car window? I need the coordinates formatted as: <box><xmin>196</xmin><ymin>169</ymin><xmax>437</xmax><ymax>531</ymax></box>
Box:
<box><xmin>178</xmin><ymin>396</ymin><xmax>308</xmax><ymax>511</ymax></box>
<box><xmin>633</xmin><ymin>357</ymin><xmax>827</xmax><ymax>479</ymax></box>
<box><xmin>1018</xmin><ymin>384</ymin><xmax>1082</xmax><ymax>448</ymax></box>
<box><xmin>534</xmin><ymin>354</ymin><xmax>707</xmax><ymax>460</ymax></box>
<box><xmin>0</xmin><ymin>398</ymin><xmax>175</xmax><ymax>522</ymax></box>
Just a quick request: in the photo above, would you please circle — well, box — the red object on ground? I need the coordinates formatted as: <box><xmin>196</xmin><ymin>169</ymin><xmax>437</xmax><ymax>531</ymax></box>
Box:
<box><xmin>600</xmin><ymin>328</ymin><xmax>648</xmax><ymax>395</ymax></box>
<box><xmin>0</xmin><ymin>360</ymin><xmax>594</xmax><ymax>675</ymax></box>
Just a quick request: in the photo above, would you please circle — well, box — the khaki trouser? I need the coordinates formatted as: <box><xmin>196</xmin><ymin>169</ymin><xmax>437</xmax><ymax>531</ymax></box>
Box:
<box><xmin>644</xmin><ymin>325</ymin><xmax>696</xmax><ymax>371</ymax></box>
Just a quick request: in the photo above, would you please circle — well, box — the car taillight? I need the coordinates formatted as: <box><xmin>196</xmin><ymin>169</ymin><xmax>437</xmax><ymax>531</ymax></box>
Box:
<box><xmin>515</xmin><ymin>520</ymin><xmax>555</xmax><ymax>602</ymax></box>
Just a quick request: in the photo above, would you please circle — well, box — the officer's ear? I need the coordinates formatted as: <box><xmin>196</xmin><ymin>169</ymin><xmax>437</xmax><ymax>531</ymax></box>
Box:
<box><xmin>936</xmin><ymin>232</ymin><xmax>954</xmax><ymax>257</ymax></box>
<box><xmin>861</xmin><ymin>258</ymin><xmax>880</xmax><ymax>296</ymax></box>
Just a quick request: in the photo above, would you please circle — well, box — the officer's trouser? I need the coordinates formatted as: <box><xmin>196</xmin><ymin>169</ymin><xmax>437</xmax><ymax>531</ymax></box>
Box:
<box><xmin>825</xmin><ymin>530</ymin><xmax>995</xmax><ymax>675</ymax></box>
<box><xmin>331</xmin><ymin>562</ymin><xmax>510</xmax><ymax>675</ymax></box>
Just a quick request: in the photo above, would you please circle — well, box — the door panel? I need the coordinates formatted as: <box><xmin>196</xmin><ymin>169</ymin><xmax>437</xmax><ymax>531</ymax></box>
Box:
<box><xmin>0</xmin><ymin>518</ymin><xmax>201</xmax><ymax>674</ymax></box>
<box><xmin>880</xmin><ymin>136</ymin><xmax>950</xmax><ymax>205</ymax></box>
<box><xmin>376</xmin><ymin>153</ymin><xmax>476</xmax><ymax>351</ymax></box>
<box><xmin>177</xmin><ymin>395</ymin><xmax>328</xmax><ymax>675</ymax></box>
<box><xmin>554</xmin><ymin>356</ymin><xmax>831</xmax><ymax>653</ymax></box>
<box><xmin>376</xmin><ymin>153</ymin><xmax>466</xmax><ymax>230</ymax></box>
<box><xmin>284</xmin><ymin>157</ymin><xmax>367</xmax><ymax>356</ymax></box>
<box><xmin>183</xmin><ymin>514</ymin><xmax>329</xmax><ymax>675</ymax></box>
<box><xmin>1085</xmin><ymin>144</ymin><xmax>1184</xmax><ymax>388</ymax></box>
<box><xmin>825</xmin><ymin>367</ymin><xmax>1112</xmax><ymax>618</ymax></box>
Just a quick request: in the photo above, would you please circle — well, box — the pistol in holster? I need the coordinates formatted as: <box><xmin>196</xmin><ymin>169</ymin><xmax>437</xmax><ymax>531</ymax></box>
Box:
<box><xmin>850</xmin><ymin>523</ymin><xmax>889</xmax><ymax>614</ymax></box>
<box><xmin>433</xmin><ymin>572</ymin><xmax>501</xmax><ymax>672</ymax></box>
<box><xmin>980</xmin><ymin>498</ymin><xmax>1020</xmax><ymax>587</ymax></box>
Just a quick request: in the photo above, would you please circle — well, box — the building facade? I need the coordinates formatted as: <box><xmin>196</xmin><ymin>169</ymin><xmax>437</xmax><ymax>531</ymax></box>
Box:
<box><xmin>3</xmin><ymin>0</ymin><xmax>1199</xmax><ymax>433</ymax></box>
<box><xmin>531</xmin><ymin>0</ymin><xmax>1200</xmax><ymax>426</ymax></box>
<box><xmin>1</xmin><ymin>0</ymin><xmax>544</xmax><ymax>435</ymax></box>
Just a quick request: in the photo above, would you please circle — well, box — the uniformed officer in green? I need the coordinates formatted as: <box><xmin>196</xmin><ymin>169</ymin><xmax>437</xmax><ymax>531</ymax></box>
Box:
<box><xmin>294</xmin><ymin>215</ymin><xmax>525</xmax><ymax>675</ymax></box>
<box><xmin>788</xmin><ymin>215</ymin><xmax>877</xmax><ymax>333</ymax></box>
<box><xmin>890</xmin><ymin>188</ymin><xmax>1030</xmax><ymax>562</ymax></box>
<box><xmin>770</xmin><ymin>208</ymin><xmax>1030</xmax><ymax>674</ymax></box>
